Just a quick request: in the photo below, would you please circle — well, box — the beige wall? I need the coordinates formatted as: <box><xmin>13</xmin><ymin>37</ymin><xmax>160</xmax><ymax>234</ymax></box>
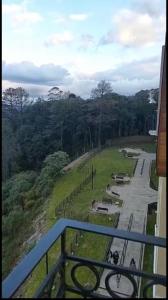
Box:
<box><xmin>154</xmin><ymin>177</ymin><xmax>166</xmax><ymax>298</ymax></box>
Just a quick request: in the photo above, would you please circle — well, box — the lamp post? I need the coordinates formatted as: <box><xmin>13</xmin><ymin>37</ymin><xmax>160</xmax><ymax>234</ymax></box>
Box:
<box><xmin>91</xmin><ymin>164</ymin><xmax>94</xmax><ymax>190</ymax></box>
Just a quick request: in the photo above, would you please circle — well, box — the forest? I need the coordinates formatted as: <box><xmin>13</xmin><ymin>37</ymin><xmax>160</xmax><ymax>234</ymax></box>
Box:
<box><xmin>2</xmin><ymin>81</ymin><xmax>158</xmax><ymax>278</ymax></box>
<box><xmin>2</xmin><ymin>81</ymin><xmax>158</xmax><ymax>181</ymax></box>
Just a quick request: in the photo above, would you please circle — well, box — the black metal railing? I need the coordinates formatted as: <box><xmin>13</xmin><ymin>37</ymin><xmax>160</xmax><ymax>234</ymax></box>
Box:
<box><xmin>2</xmin><ymin>218</ymin><xmax>166</xmax><ymax>298</ymax></box>
<box><xmin>116</xmin><ymin>213</ymin><xmax>134</xmax><ymax>287</ymax></box>
<box><xmin>137</xmin><ymin>215</ymin><xmax>147</xmax><ymax>297</ymax></box>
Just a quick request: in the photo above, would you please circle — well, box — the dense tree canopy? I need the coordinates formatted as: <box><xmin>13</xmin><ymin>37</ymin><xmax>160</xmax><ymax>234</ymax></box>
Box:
<box><xmin>2</xmin><ymin>84</ymin><xmax>158</xmax><ymax>181</ymax></box>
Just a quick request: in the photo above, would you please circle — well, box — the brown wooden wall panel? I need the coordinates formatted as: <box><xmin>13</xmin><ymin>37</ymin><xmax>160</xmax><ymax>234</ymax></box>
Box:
<box><xmin>156</xmin><ymin>45</ymin><xmax>166</xmax><ymax>177</ymax></box>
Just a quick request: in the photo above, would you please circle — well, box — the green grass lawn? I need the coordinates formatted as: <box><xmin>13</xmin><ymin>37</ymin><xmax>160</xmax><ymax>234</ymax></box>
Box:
<box><xmin>140</xmin><ymin>212</ymin><xmax>156</xmax><ymax>298</ymax></box>
<box><xmin>127</xmin><ymin>142</ymin><xmax>156</xmax><ymax>153</ymax></box>
<box><xmin>65</xmin><ymin>213</ymin><xmax>118</xmax><ymax>298</ymax></box>
<box><xmin>150</xmin><ymin>160</ymin><xmax>159</xmax><ymax>191</ymax></box>
<box><xmin>19</xmin><ymin>147</ymin><xmax>136</xmax><ymax>297</ymax></box>
<box><xmin>47</xmin><ymin>147</ymin><xmax>135</xmax><ymax>228</ymax></box>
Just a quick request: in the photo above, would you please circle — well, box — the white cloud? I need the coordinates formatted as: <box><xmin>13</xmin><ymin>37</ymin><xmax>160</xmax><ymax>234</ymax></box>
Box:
<box><xmin>89</xmin><ymin>56</ymin><xmax>160</xmax><ymax>81</ymax></box>
<box><xmin>132</xmin><ymin>0</ymin><xmax>166</xmax><ymax>17</ymax></box>
<box><xmin>2</xmin><ymin>56</ymin><xmax>160</xmax><ymax>98</ymax></box>
<box><xmin>2</xmin><ymin>3</ymin><xmax>43</xmax><ymax>26</ymax></box>
<box><xmin>111</xmin><ymin>78</ymin><xmax>159</xmax><ymax>96</ymax></box>
<box><xmin>74</xmin><ymin>56</ymin><xmax>161</xmax><ymax>97</ymax></box>
<box><xmin>45</xmin><ymin>31</ymin><xmax>74</xmax><ymax>46</ymax></box>
<box><xmin>99</xmin><ymin>8</ymin><xmax>166</xmax><ymax>47</ymax></box>
<box><xmin>14</xmin><ymin>11</ymin><xmax>42</xmax><ymax>23</ymax></box>
<box><xmin>79</xmin><ymin>34</ymin><xmax>95</xmax><ymax>49</ymax></box>
<box><xmin>54</xmin><ymin>15</ymin><xmax>67</xmax><ymax>24</ymax></box>
<box><xmin>52</xmin><ymin>12</ymin><xmax>89</xmax><ymax>24</ymax></box>
<box><xmin>69</xmin><ymin>14</ymin><xmax>89</xmax><ymax>21</ymax></box>
<box><xmin>3</xmin><ymin>4</ymin><xmax>21</xmax><ymax>14</ymax></box>
<box><xmin>65</xmin><ymin>79</ymin><xmax>96</xmax><ymax>98</ymax></box>
<box><xmin>2</xmin><ymin>79</ymin><xmax>50</xmax><ymax>97</ymax></box>
<box><xmin>45</xmin><ymin>31</ymin><xmax>95</xmax><ymax>49</ymax></box>
<box><xmin>2</xmin><ymin>61</ymin><xmax>72</xmax><ymax>86</ymax></box>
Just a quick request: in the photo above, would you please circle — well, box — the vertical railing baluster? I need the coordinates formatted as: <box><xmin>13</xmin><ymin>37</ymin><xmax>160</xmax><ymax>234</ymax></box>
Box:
<box><xmin>61</xmin><ymin>230</ymin><xmax>66</xmax><ymax>298</ymax></box>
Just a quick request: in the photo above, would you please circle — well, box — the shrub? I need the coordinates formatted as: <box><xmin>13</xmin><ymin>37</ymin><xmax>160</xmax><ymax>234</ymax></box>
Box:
<box><xmin>2</xmin><ymin>210</ymin><xmax>26</xmax><ymax>237</ymax></box>
<box><xmin>35</xmin><ymin>151</ymin><xmax>70</xmax><ymax>198</ymax></box>
<box><xmin>24</xmin><ymin>200</ymin><xmax>35</xmax><ymax>210</ymax></box>
<box><xmin>2</xmin><ymin>171</ymin><xmax>37</xmax><ymax>213</ymax></box>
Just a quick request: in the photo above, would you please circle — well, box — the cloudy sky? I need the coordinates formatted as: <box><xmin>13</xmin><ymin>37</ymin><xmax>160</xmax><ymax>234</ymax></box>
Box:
<box><xmin>2</xmin><ymin>0</ymin><xmax>166</xmax><ymax>98</ymax></box>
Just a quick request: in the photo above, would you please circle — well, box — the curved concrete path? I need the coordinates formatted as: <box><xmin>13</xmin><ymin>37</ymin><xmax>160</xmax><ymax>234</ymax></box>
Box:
<box><xmin>98</xmin><ymin>149</ymin><xmax>157</xmax><ymax>297</ymax></box>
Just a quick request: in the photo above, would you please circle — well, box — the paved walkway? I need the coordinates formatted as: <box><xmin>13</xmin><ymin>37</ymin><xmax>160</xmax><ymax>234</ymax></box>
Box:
<box><xmin>98</xmin><ymin>149</ymin><xmax>157</xmax><ymax>297</ymax></box>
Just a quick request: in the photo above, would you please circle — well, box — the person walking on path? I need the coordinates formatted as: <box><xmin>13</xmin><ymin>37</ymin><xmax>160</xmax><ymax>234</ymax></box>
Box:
<box><xmin>130</xmin><ymin>258</ymin><xmax>136</xmax><ymax>269</ymax></box>
<box><xmin>130</xmin><ymin>257</ymin><xmax>136</xmax><ymax>278</ymax></box>
<box><xmin>113</xmin><ymin>250</ymin><xmax>119</xmax><ymax>265</ymax></box>
<box><xmin>108</xmin><ymin>250</ymin><xmax>113</xmax><ymax>262</ymax></box>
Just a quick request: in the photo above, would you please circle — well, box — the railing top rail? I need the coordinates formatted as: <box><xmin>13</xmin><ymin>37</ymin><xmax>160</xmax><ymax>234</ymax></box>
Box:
<box><xmin>66</xmin><ymin>219</ymin><xmax>166</xmax><ymax>247</ymax></box>
<box><xmin>2</xmin><ymin>218</ymin><xmax>166</xmax><ymax>298</ymax></box>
